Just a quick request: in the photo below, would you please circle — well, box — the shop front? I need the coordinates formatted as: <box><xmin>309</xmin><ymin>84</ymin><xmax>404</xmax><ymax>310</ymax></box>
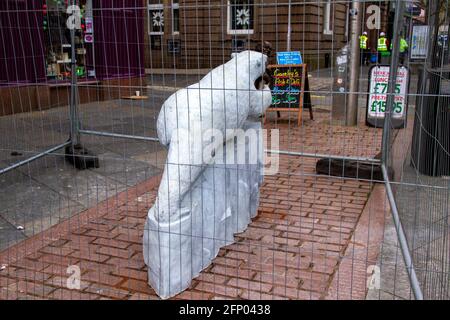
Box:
<box><xmin>0</xmin><ymin>0</ymin><xmax>145</xmax><ymax>116</ymax></box>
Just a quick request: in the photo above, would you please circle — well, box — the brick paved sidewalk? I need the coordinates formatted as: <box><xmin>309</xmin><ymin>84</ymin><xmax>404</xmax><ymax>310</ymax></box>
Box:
<box><xmin>0</xmin><ymin>110</ymin><xmax>386</xmax><ymax>300</ymax></box>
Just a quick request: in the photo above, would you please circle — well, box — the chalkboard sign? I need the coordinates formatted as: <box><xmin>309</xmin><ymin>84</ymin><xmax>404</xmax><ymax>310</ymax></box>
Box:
<box><xmin>265</xmin><ymin>64</ymin><xmax>307</xmax><ymax>126</ymax></box>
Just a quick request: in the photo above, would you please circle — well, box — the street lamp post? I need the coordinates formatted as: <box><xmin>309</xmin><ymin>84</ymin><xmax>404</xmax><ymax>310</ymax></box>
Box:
<box><xmin>346</xmin><ymin>1</ymin><xmax>362</xmax><ymax>126</ymax></box>
<box><xmin>287</xmin><ymin>0</ymin><xmax>292</xmax><ymax>51</ymax></box>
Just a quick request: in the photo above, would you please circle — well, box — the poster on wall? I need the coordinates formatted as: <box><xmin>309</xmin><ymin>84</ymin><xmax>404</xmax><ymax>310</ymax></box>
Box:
<box><xmin>410</xmin><ymin>25</ymin><xmax>429</xmax><ymax>60</ymax></box>
<box><xmin>85</xmin><ymin>17</ymin><xmax>93</xmax><ymax>33</ymax></box>
<box><xmin>366</xmin><ymin>65</ymin><xmax>409</xmax><ymax>128</ymax></box>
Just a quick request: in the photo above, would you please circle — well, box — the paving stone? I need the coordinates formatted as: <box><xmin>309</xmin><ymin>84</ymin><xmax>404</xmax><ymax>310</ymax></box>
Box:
<box><xmin>0</xmin><ymin>105</ymin><xmax>383</xmax><ymax>300</ymax></box>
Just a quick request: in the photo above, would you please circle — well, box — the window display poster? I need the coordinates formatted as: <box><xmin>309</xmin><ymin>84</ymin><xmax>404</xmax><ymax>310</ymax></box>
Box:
<box><xmin>85</xmin><ymin>34</ymin><xmax>94</xmax><ymax>43</ymax></box>
<box><xmin>85</xmin><ymin>17</ymin><xmax>93</xmax><ymax>33</ymax></box>
<box><xmin>410</xmin><ymin>25</ymin><xmax>429</xmax><ymax>60</ymax></box>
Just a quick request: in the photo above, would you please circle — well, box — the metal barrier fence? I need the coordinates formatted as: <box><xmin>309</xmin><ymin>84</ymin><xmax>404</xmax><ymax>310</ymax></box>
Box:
<box><xmin>384</xmin><ymin>0</ymin><xmax>450</xmax><ymax>299</ymax></box>
<box><xmin>0</xmin><ymin>0</ymin><xmax>448</xmax><ymax>300</ymax></box>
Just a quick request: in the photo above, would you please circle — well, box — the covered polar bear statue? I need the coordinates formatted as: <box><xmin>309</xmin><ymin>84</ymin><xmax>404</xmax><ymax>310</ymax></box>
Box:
<box><xmin>143</xmin><ymin>50</ymin><xmax>272</xmax><ymax>299</ymax></box>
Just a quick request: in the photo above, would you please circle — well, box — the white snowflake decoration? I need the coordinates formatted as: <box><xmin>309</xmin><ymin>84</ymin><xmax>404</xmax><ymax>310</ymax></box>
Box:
<box><xmin>152</xmin><ymin>11</ymin><xmax>164</xmax><ymax>27</ymax></box>
<box><xmin>236</xmin><ymin>8</ymin><xmax>250</xmax><ymax>26</ymax></box>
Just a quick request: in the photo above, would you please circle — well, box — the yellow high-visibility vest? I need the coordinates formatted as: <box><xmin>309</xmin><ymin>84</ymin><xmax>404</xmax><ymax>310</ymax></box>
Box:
<box><xmin>359</xmin><ymin>35</ymin><xmax>368</xmax><ymax>49</ymax></box>
<box><xmin>400</xmin><ymin>38</ymin><xmax>409</xmax><ymax>53</ymax></box>
<box><xmin>378</xmin><ymin>37</ymin><xmax>388</xmax><ymax>52</ymax></box>
<box><xmin>390</xmin><ymin>38</ymin><xmax>409</xmax><ymax>53</ymax></box>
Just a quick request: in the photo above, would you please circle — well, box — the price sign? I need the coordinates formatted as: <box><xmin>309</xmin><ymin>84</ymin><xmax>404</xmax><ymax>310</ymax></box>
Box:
<box><xmin>366</xmin><ymin>65</ymin><xmax>409</xmax><ymax>128</ymax></box>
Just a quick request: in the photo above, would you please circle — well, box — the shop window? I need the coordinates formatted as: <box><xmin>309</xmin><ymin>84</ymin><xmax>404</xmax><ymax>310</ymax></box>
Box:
<box><xmin>148</xmin><ymin>1</ymin><xmax>164</xmax><ymax>35</ymax></box>
<box><xmin>43</xmin><ymin>0</ymin><xmax>93</xmax><ymax>80</ymax></box>
<box><xmin>227</xmin><ymin>0</ymin><xmax>254</xmax><ymax>35</ymax></box>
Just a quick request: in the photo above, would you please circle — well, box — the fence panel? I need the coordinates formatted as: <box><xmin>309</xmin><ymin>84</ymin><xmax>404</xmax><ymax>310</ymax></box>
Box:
<box><xmin>0</xmin><ymin>0</ymin><xmax>447</xmax><ymax>300</ymax></box>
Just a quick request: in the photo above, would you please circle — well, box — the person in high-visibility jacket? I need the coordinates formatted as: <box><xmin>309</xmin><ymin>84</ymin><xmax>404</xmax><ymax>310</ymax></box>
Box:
<box><xmin>359</xmin><ymin>31</ymin><xmax>370</xmax><ymax>65</ymax></box>
<box><xmin>377</xmin><ymin>32</ymin><xmax>390</xmax><ymax>63</ymax></box>
<box><xmin>390</xmin><ymin>37</ymin><xmax>409</xmax><ymax>64</ymax></box>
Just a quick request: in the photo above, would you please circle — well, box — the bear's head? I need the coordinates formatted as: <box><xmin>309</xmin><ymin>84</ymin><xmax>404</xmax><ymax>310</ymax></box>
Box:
<box><xmin>228</xmin><ymin>50</ymin><xmax>272</xmax><ymax>119</ymax></box>
<box><xmin>229</xmin><ymin>50</ymin><xmax>268</xmax><ymax>85</ymax></box>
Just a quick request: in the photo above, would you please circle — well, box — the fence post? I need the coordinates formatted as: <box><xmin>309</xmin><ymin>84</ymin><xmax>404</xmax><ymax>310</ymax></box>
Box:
<box><xmin>381</xmin><ymin>0</ymin><xmax>424</xmax><ymax>300</ymax></box>
<box><xmin>65</xmin><ymin>0</ymin><xmax>98</xmax><ymax>170</ymax></box>
<box><xmin>69</xmin><ymin>26</ymin><xmax>80</xmax><ymax>146</ymax></box>
<box><xmin>381</xmin><ymin>0</ymin><xmax>403</xmax><ymax>165</ymax></box>
<box><xmin>69</xmin><ymin>1</ymin><xmax>80</xmax><ymax>147</ymax></box>
<box><xmin>346</xmin><ymin>0</ymin><xmax>362</xmax><ymax>126</ymax></box>
<box><xmin>286</xmin><ymin>0</ymin><xmax>293</xmax><ymax>52</ymax></box>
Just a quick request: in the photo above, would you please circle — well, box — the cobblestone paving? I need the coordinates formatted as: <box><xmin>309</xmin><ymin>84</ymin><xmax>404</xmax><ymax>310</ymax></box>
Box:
<box><xmin>0</xmin><ymin>109</ymin><xmax>387</xmax><ymax>300</ymax></box>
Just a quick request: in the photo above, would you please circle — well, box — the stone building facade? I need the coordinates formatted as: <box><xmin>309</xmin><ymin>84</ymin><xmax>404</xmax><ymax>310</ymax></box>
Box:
<box><xmin>144</xmin><ymin>0</ymin><xmax>350</xmax><ymax>70</ymax></box>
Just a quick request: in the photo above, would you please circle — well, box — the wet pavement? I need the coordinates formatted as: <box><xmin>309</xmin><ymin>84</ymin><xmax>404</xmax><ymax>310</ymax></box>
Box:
<box><xmin>0</xmin><ymin>67</ymin><xmax>423</xmax><ymax>300</ymax></box>
<box><xmin>0</xmin><ymin>94</ymin><xmax>169</xmax><ymax>251</ymax></box>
